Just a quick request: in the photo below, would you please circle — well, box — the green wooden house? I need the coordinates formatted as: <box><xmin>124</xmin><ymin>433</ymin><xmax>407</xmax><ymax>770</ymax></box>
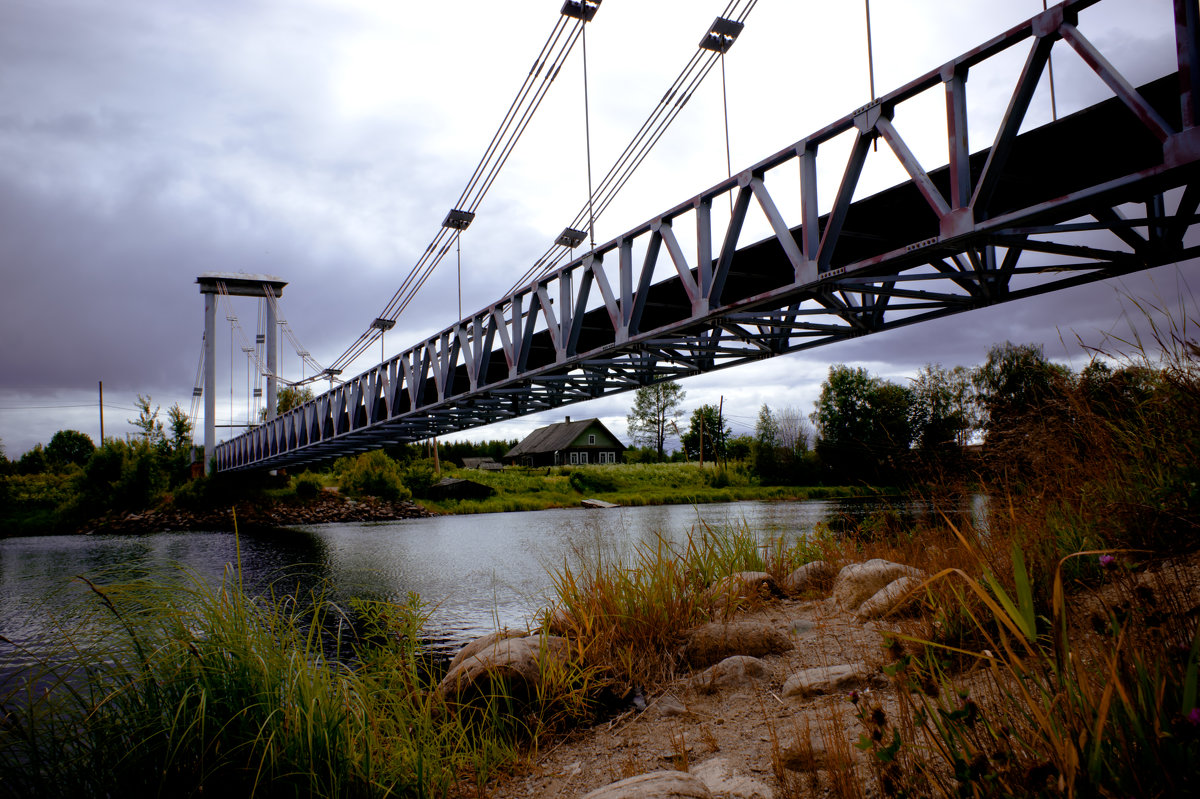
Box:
<box><xmin>503</xmin><ymin>416</ymin><xmax>626</xmax><ymax>467</ymax></box>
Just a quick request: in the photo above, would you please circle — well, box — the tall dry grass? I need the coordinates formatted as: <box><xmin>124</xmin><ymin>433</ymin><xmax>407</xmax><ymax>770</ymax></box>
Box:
<box><xmin>0</xmin><ymin>553</ymin><xmax>529</xmax><ymax>798</ymax></box>
<box><xmin>834</xmin><ymin>293</ymin><xmax>1200</xmax><ymax>797</ymax></box>
<box><xmin>544</xmin><ymin>519</ymin><xmax>841</xmax><ymax>689</ymax></box>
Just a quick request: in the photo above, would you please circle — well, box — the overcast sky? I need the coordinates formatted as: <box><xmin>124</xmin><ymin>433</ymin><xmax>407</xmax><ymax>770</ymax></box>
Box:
<box><xmin>0</xmin><ymin>0</ymin><xmax>1191</xmax><ymax>458</ymax></box>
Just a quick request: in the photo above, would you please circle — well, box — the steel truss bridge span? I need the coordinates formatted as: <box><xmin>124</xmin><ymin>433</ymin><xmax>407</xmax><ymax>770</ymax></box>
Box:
<box><xmin>216</xmin><ymin>0</ymin><xmax>1200</xmax><ymax>473</ymax></box>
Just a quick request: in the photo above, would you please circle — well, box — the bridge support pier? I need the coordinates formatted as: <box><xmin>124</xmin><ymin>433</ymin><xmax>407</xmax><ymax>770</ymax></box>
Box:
<box><xmin>204</xmin><ymin>291</ymin><xmax>216</xmax><ymax>474</ymax></box>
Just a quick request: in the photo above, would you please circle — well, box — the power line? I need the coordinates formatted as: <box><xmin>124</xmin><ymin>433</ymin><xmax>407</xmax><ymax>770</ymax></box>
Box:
<box><xmin>0</xmin><ymin>400</ymin><xmax>144</xmax><ymax>412</ymax></box>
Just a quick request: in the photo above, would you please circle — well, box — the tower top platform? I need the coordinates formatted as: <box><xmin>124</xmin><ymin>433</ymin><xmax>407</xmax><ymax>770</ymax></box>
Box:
<box><xmin>196</xmin><ymin>272</ymin><xmax>287</xmax><ymax>297</ymax></box>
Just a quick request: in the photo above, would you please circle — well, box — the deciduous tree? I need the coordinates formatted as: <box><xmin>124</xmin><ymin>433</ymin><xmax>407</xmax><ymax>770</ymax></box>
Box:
<box><xmin>276</xmin><ymin>385</ymin><xmax>314</xmax><ymax>414</ymax></box>
<box><xmin>166</xmin><ymin>404</ymin><xmax>193</xmax><ymax>455</ymax></box>
<box><xmin>129</xmin><ymin>394</ymin><xmax>165</xmax><ymax>445</ymax></box>
<box><xmin>46</xmin><ymin>429</ymin><xmax>95</xmax><ymax>469</ymax></box>
<box><xmin>973</xmin><ymin>342</ymin><xmax>1069</xmax><ymax>444</ymax></box>
<box><xmin>811</xmin><ymin>365</ymin><xmax>913</xmax><ymax>481</ymax></box>
<box><xmin>681</xmin><ymin>404</ymin><xmax>730</xmax><ymax>464</ymax></box>
<box><xmin>773</xmin><ymin>404</ymin><xmax>811</xmax><ymax>455</ymax></box>
<box><xmin>626</xmin><ymin>381</ymin><xmax>685</xmax><ymax>462</ymax></box>
<box><xmin>909</xmin><ymin>364</ymin><xmax>976</xmax><ymax>451</ymax></box>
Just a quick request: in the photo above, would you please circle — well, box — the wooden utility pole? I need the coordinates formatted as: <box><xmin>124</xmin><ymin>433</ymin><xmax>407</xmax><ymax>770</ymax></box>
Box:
<box><xmin>718</xmin><ymin>395</ymin><xmax>725</xmax><ymax>468</ymax></box>
<box><xmin>98</xmin><ymin>381</ymin><xmax>105</xmax><ymax>442</ymax></box>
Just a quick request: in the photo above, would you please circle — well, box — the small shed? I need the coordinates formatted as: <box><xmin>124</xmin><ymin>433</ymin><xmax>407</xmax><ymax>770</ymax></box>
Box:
<box><xmin>504</xmin><ymin>416</ymin><xmax>626</xmax><ymax>468</ymax></box>
<box><xmin>427</xmin><ymin>477</ymin><xmax>495</xmax><ymax>501</ymax></box>
<box><xmin>461</xmin><ymin>457</ymin><xmax>503</xmax><ymax>471</ymax></box>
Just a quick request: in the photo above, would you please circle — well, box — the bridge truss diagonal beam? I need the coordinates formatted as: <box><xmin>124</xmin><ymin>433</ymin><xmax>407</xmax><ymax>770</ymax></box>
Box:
<box><xmin>216</xmin><ymin>0</ymin><xmax>1200</xmax><ymax>473</ymax></box>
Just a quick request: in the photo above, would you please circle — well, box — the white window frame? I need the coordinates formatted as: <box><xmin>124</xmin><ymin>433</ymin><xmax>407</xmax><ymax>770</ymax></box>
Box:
<box><xmin>588</xmin><ymin>434</ymin><xmax>596</xmax><ymax>445</ymax></box>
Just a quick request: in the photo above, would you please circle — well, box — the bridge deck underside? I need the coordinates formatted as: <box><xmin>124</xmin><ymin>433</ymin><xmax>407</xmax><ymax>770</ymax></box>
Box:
<box><xmin>219</xmin><ymin>73</ymin><xmax>1198</xmax><ymax>472</ymax></box>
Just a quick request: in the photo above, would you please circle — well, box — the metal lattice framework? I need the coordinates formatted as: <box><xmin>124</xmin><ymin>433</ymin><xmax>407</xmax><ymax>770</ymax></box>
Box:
<box><xmin>217</xmin><ymin>0</ymin><xmax>1200</xmax><ymax>472</ymax></box>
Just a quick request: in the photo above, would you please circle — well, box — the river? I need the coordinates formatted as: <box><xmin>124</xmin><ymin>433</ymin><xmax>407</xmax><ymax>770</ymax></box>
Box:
<box><xmin>0</xmin><ymin>497</ymin><xmax>971</xmax><ymax>666</ymax></box>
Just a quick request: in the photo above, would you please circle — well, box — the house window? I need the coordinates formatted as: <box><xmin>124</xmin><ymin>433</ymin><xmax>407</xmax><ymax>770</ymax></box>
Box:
<box><xmin>599</xmin><ymin>451</ymin><xmax>615</xmax><ymax>464</ymax></box>
<box><xmin>569</xmin><ymin>452</ymin><xmax>578</xmax><ymax>465</ymax></box>
<box><xmin>579</xmin><ymin>452</ymin><xmax>588</xmax><ymax>464</ymax></box>
<box><xmin>588</xmin><ymin>434</ymin><xmax>596</xmax><ymax>445</ymax></box>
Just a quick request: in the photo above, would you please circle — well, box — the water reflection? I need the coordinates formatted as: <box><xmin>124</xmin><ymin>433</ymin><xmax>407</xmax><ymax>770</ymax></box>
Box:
<box><xmin>0</xmin><ymin>496</ymin><xmax>980</xmax><ymax>661</ymax></box>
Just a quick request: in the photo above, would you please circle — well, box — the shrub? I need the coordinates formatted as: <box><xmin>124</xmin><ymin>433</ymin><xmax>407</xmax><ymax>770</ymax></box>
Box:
<box><xmin>67</xmin><ymin>439</ymin><xmax>169</xmax><ymax>521</ymax></box>
<box><xmin>567</xmin><ymin>467</ymin><xmax>619</xmax><ymax>494</ymax></box>
<box><xmin>340</xmin><ymin>450</ymin><xmax>411</xmax><ymax>502</ymax></box>
<box><xmin>400</xmin><ymin>459</ymin><xmax>438</xmax><ymax>498</ymax></box>
<box><xmin>293</xmin><ymin>471</ymin><xmax>324</xmax><ymax>500</ymax></box>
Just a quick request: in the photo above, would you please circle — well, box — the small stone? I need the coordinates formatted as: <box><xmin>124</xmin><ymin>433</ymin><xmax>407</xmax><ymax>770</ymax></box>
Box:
<box><xmin>691</xmin><ymin>757</ymin><xmax>775</xmax><ymax>799</ymax></box>
<box><xmin>580</xmin><ymin>771</ymin><xmax>713</xmax><ymax>799</ymax></box>
<box><xmin>657</xmin><ymin>694</ymin><xmax>689</xmax><ymax>717</ymax></box>
<box><xmin>692</xmin><ymin>655</ymin><xmax>770</xmax><ymax>693</ymax></box>
<box><xmin>782</xmin><ymin>663</ymin><xmax>870</xmax><ymax>698</ymax></box>
<box><xmin>705</xmin><ymin>571</ymin><xmax>785</xmax><ymax>608</ymax></box>
<box><xmin>683</xmin><ymin>622</ymin><xmax>794</xmax><ymax>668</ymax></box>
<box><xmin>789</xmin><ymin>619</ymin><xmax>815</xmax><ymax>636</ymax></box>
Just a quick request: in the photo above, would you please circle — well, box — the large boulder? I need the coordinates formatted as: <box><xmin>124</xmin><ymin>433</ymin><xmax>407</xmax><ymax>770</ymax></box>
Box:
<box><xmin>855</xmin><ymin>575</ymin><xmax>926</xmax><ymax>621</ymax></box>
<box><xmin>782</xmin><ymin>663</ymin><xmax>870</xmax><ymax>698</ymax></box>
<box><xmin>683</xmin><ymin>621</ymin><xmax>793</xmax><ymax>668</ymax></box>
<box><xmin>580</xmin><ymin>771</ymin><xmax>713</xmax><ymax>799</ymax></box>
<box><xmin>446</xmin><ymin>629</ymin><xmax>528</xmax><ymax>672</ymax></box>
<box><xmin>832</xmin><ymin>559</ymin><xmax>924</xmax><ymax>611</ymax></box>
<box><xmin>782</xmin><ymin>560</ymin><xmax>837</xmax><ymax>596</ymax></box>
<box><xmin>436</xmin><ymin>633</ymin><xmax>569</xmax><ymax>704</ymax></box>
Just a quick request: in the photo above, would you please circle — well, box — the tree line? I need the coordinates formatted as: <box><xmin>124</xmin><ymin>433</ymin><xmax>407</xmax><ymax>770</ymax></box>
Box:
<box><xmin>623</xmin><ymin>341</ymin><xmax>1158</xmax><ymax>485</ymax></box>
<box><xmin>3</xmin><ymin>337</ymin><xmax>1185</xmax><ymax>533</ymax></box>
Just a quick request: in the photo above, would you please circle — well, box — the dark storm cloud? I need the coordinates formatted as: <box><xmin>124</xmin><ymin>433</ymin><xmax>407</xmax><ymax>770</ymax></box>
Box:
<box><xmin>0</xmin><ymin>1</ymin><xmax>462</xmax><ymax>413</ymax></box>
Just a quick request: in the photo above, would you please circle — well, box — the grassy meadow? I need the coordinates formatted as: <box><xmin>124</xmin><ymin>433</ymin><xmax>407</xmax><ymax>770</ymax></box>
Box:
<box><xmin>416</xmin><ymin>461</ymin><xmax>880</xmax><ymax>515</ymax></box>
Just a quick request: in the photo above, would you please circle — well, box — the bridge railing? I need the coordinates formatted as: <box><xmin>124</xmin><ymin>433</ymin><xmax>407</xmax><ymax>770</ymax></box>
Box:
<box><xmin>216</xmin><ymin>0</ymin><xmax>1199</xmax><ymax>472</ymax></box>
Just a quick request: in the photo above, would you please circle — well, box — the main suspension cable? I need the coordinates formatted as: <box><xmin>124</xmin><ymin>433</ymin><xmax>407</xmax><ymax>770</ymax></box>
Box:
<box><xmin>582</xmin><ymin>18</ymin><xmax>597</xmax><ymax>249</ymax></box>
<box><xmin>508</xmin><ymin>0</ymin><xmax>757</xmax><ymax>292</ymax></box>
<box><xmin>325</xmin><ymin>5</ymin><xmax>599</xmax><ymax>375</ymax></box>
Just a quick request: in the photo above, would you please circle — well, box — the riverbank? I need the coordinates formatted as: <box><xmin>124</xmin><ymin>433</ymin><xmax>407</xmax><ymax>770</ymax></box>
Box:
<box><xmin>76</xmin><ymin>479</ymin><xmax>883</xmax><ymax>536</ymax></box>
<box><xmin>8</xmin><ymin>506</ymin><xmax>1197</xmax><ymax>799</ymax></box>
<box><xmin>1</xmin><ymin>457</ymin><xmax>893</xmax><ymax>537</ymax></box>
<box><xmin>484</xmin><ymin>546</ymin><xmax>1200</xmax><ymax>799</ymax></box>
<box><xmin>80</xmin><ymin>488</ymin><xmax>432</xmax><ymax>534</ymax></box>
<box><xmin>414</xmin><ymin>461</ymin><xmax>894</xmax><ymax>516</ymax></box>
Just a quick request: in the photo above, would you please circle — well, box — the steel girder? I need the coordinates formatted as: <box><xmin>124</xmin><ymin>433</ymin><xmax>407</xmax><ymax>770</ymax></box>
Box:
<box><xmin>217</xmin><ymin>0</ymin><xmax>1200</xmax><ymax>473</ymax></box>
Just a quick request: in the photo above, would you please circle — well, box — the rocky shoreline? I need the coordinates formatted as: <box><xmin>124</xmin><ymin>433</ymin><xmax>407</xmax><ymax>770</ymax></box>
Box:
<box><xmin>81</xmin><ymin>489</ymin><xmax>434</xmax><ymax>534</ymax></box>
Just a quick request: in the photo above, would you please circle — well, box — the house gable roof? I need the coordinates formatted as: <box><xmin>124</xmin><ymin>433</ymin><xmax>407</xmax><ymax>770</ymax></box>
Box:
<box><xmin>504</xmin><ymin>418</ymin><xmax>625</xmax><ymax>459</ymax></box>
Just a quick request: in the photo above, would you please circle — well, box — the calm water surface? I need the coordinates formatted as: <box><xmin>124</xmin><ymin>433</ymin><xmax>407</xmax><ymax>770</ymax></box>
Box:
<box><xmin>0</xmin><ymin>497</ymin><xmax>966</xmax><ymax>662</ymax></box>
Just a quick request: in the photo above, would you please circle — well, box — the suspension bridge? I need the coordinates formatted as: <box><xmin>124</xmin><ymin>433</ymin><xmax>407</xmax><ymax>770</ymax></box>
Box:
<box><xmin>207</xmin><ymin>0</ymin><xmax>1200</xmax><ymax>473</ymax></box>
